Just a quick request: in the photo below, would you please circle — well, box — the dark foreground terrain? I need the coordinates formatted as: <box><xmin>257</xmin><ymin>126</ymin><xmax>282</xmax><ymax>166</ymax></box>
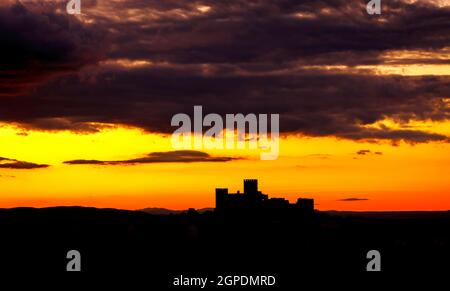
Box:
<box><xmin>0</xmin><ymin>207</ymin><xmax>448</xmax><ymax>286</ymax></box>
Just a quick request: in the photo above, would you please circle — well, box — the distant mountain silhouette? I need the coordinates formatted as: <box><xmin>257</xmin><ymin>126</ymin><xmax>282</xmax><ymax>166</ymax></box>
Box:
<box><xmin>0</xmin><ymin>179</ymin><xmax>448</xmax><ymax>284</ymax></box>
<box><xmin>0</xmin><ymin>205</ymin><xmax>448</xmax><ymax>280</ymax></box>
<box><xmin>139</xmin><ymin>207</ymin><xmax>214</xmax><ymax>215</ymax></box>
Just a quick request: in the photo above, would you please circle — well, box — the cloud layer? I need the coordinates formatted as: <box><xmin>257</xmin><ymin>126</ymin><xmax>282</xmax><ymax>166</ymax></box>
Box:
<box><xmin>63</xmin><ymin>150</ymin><xmax>240</xmax><ymax>165</ymax></box>
<box><xmin>0</xmin><ymin>157</ymin><xmax>49</xmax><ymax>169</ymax></box>
<box><xmin>0</xmin><ymin>1</ymin><xmax>448</xmax><ymax>144</ymax></box>
<box><xmin>0</xmin><ymin>3</ymin><xmax>104</xmax><ymax>96</ymax></box>
<box><xmin>356</xmin><ymin>150</ymin><xmax>383</xmax><ymax>155</ymax></box>
<box><xmin>338</xmin><ymin>198</ymin><xmax>369</xmax><ymax>202</ymax></box>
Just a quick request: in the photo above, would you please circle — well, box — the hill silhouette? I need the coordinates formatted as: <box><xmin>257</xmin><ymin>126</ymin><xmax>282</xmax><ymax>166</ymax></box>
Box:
<box><xmin>0</xmin><ymin>205</ymin><xmax>448</xmax><ymax>286</ymax></box>
<box><xmin>139</xmin><ymin>207</ymin><xmax>214</xmax><ymax>215</ymax></box>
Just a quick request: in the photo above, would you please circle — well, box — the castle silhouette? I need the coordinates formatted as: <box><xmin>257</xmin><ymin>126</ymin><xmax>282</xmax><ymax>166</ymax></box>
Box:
<box><xmin>215</xmin><ymin>179</ymin><xmax>314</xmax><ymax>215</ymax></box>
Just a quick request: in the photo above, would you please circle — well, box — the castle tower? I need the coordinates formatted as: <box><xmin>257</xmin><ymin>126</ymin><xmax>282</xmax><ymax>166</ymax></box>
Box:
<box><xmin>215</xmin><ymin>188</ymin><xmax>228</xmax><ymax>211</ymax></box>
<box><xmin>243</xmin><ymin>179</ymin><xmax>258</xmax><ymax>195</ymax></box>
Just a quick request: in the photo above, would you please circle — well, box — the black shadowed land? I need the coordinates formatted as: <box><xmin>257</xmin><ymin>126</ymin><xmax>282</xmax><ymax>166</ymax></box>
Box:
<box><xmin>0</xmin><ymin>179</ymin><xmax>449</xmax><ymax>285</ymax></box>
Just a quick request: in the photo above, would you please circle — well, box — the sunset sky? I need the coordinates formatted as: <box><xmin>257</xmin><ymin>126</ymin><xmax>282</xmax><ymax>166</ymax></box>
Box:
<box><xmin>0</xmin><ymin>0</ymin><xmax>449</xmax><ymax>211</ymax></box>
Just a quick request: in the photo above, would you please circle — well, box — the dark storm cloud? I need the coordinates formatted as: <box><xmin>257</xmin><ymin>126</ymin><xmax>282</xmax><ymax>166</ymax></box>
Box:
<box><xmin>6</xmin><ymin>70</ymin><xmax>447</xmax><ymax>143</ymax></box>
<box><xmin>0</xmin><ymin>157</ymin><xmax>49</xmax><ymax>169</ymax></box>
<box><xmin>338</xmin><ymin>198</ymin><xmax>369</xmax><ymax>202</ymax></box>
<box><xmin>63</xmin><ymin>150</ymin><xmax>240</xmax><ymax>165</ymax></box>
<box><xmin>0</xmin><ymin>3</ymin><xmax>104</xmax><ymax>96</ymax></box>
<box><xmin>103</xmin><ymin>0</ymin><xmax>450</xmax><ymax>66</ymax></box>
<box><xmin>0</xmin><ymin>0</ymin><xmax>448</xmax><ymax>144</ymax></box>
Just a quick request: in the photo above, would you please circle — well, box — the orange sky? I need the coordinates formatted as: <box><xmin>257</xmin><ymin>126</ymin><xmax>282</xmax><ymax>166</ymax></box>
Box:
<box><xmin>1</xmin><ymin>118</ymin><xmax>449</xmax><ymax>211</ymax></box>
<box><xmin>1</xmin><ymin>1</ymin><xmax>449</xmax><ymax>211</ymax></box>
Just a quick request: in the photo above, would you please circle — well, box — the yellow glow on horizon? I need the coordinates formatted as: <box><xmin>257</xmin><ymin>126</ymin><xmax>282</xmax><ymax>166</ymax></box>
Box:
<box><xmin>0</xmin><ymin>121</ymin><xmax>449</xmax><ymax>211</ymax></box>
